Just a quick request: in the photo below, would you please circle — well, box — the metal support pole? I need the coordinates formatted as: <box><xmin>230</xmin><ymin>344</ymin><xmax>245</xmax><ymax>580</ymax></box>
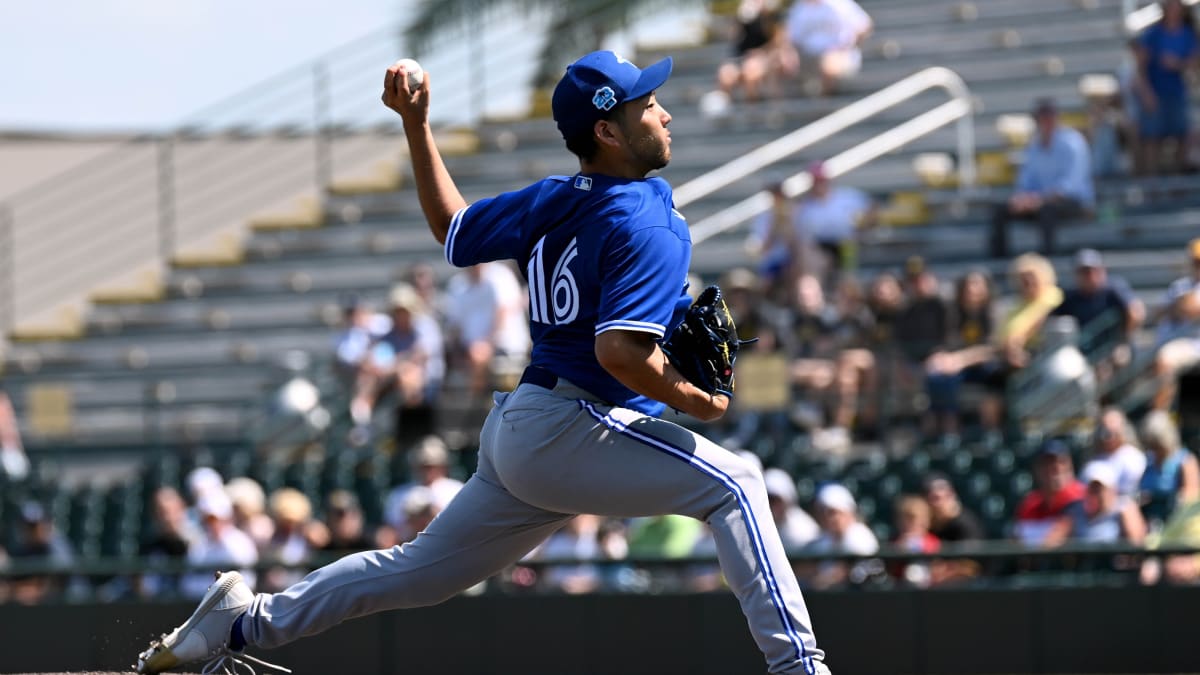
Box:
<box><xmin>156</xmin><ymin>138</ymin><xmax>175</xmax><ymax>261</ymax></box>
<box><xmin>0</xmin><ymin>204</ymin><xmax>13</xmax><ymax>336</ymax></box>
<box><xmin>313</xmin><ymin>62</ymin><xmax>332</xmax><ymax>192</ymax></box>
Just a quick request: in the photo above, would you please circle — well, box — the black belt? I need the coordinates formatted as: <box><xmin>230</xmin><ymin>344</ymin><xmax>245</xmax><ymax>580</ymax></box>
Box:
<box><xmin>519</xmin><ymin>366</ymin><xmax>559</xmax><ymax>389</ymax></box>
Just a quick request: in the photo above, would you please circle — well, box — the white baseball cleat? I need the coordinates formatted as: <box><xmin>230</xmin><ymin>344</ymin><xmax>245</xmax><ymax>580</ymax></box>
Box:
<box><xmin>135</xmin><ymin>571</ymin><xmax>289</xmax><ymax>674</ymax></box>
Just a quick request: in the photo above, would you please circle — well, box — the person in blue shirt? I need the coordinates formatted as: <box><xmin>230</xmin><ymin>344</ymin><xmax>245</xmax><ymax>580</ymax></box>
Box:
<box><xmin>989</xmin><ymin>98</ymin><xmax>1094</xmax><ymax>258</ymax></box>
<box><xmin>136</xmin><ymin>52</ymin><xmax>831</xmax><ymax>675</ymax></box>
<box><xmin>1134</xmin><ymin>0</ymin><xmax>1199</xmax><ymax>174</ymax></box>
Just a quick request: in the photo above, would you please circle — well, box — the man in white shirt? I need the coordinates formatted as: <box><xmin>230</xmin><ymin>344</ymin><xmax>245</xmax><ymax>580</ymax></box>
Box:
<box><xmin>182</xmin><ymin>491</ymin><xmax>259</xmax><ymax>599</ymax></box>
<box><xmin>786</xmin><ymin>0</ymin><xmax>872</xmax><ymax>95</ymax></box>
<box><xmin>794</xmin><ymin>161</ymin><xmax>875</xmax><ymax>280</ymax></box>
<box><xmin>764</xmin><ymin>468</ymin><xmax>821</xmax><ymax>550</ymax></box>
<box><xmin>800</xmin><ymin>483</ymin><xmax>878</xmax><ymax>589</ymax></box>
<box><xmin>1090</xmin><ymin>407</ymin><xmax>1147</xmax><ymax>498</ymax></box>
<box><xmin>445</xmin><ymin>262</ymin><xmax>531</xmax><ymax>396</ymax></box>
<box><xmin>384</xmin><ymin>435</ymin><xmax>464</xmax><ymax>537</ymax></box>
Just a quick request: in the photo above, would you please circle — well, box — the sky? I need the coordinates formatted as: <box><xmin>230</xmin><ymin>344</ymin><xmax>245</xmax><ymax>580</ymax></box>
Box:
<box><xmin>0</xmin><ymin>0</ymin><xmax>415</xmax><ymax>132</ymax></box>
<box><xmin>0</xmin><ymin>1</ymin><xmax>707</xmax><ymax>134</ymax></box>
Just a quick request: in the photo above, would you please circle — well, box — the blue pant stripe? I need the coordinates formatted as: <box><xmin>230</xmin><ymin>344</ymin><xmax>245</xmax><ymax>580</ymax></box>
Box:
<box><xmin>581</xmin><ymin>402</ymin><xmax>812</xmax><ymax>674</ymax></box>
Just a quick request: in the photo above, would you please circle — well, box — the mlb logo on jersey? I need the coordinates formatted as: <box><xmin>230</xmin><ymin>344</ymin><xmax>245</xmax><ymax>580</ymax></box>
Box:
<box><xmin>592</xmin><ymin>86</ymin><xmax>618</xmax><ymax>111</ymax></box>
<box><xmin>574</xmin><ymin>176</ymin><xmax>593</xmax><ymax>191</ymax></box>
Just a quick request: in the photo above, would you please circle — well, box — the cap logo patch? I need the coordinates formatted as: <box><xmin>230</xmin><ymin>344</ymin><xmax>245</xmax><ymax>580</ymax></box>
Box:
<box><xmin>593</xmin><ymin>86</ymin><xmax>618</xmax><ymax>111</ymax></box>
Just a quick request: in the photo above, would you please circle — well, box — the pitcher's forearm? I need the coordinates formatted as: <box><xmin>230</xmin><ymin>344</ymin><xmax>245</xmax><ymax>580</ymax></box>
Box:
<box><xmin>403</xmin><ymin>119</ymin><xmax>467</xmax><ymax>244</ymax></box>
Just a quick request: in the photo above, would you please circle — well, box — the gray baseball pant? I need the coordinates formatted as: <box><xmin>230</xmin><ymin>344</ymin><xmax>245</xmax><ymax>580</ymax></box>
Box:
<box><xmin>241</xmin><ymin>379</ymin><xmax>825</xmax><ymax>674</ymax></box>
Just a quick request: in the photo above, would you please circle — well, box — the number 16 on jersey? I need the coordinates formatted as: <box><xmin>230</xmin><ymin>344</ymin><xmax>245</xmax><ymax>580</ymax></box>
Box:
<box><xmin>528</xmin><ymin>235</ymin><xmax>579</xmax><ymax>325</ymax></box>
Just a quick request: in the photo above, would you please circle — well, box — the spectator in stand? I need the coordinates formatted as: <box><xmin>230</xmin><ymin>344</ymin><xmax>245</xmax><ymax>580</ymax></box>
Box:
<box><xmin>897</xmin><ymin>260</ymin><xmax>950</xmax><ymax>367</ymax></box>
<box><xmin>402</xmin><ymin>261</ymin><xmax>444</xmax><ymax>323</ymax></box>
<box><xmin>794</xmin><ymin>161</ymin><xmax>876</xmax><ymax>283</ymax></box>
<box><xmin>864</xmin><ymin>271</ymin><xmax>904</xmax><ymax>349</ymax></box>
<box><xmin>890</xmin><ymin>495</ymin><xmax>940</xmax><ymax>588</ymax></box>
<box><xmin>895</xmin><ymin>261</ymin><xmax>951</xmax><ymax>437</ymax></box>
<box><xmin>444</xmin><ymin>262</ymin><xmax>531</xmax><ymax>398</ymax></box>
<box><xmin>745</xmin><ymin>180</ymin><xmax>813</xmax><ymax>301</ymax></box>
<box><xmin>349</xmin><ymin>283</ymin><xmax>443</xmax><ymax>446</ymax></box>
<box><xmin>1014</xmin><ymin>440</ymin><xmax>1085</xmax><ymax>547</ymax></box>
<box><xmin>225</xmin><ymin>477</ymin><xmax>274</xmax><ymax>552</ymax></box>
<box><xmin>8</xmin><ymin>501</ymin><xmax>76</xmax><ymax>604</ymax></box>
<box><xmin>138</xmin><ymin>487</ymin><xmax>201</xmax><ymax>598</ymax></box>
<box><xmin>788</xmin><ymin>274</ymin><xmax>875</xmax><ymax>451</ymax></box>
<box><xmin>331</xmin><ymin>295</ymin><xmax>388</xmax><ymax>389</ymax></box>
<box><xmin>1133</xmin><ymin>0</ymin><xmax>1199</xmax><ymax>175</ymax></box>
<box><xmin>1138</xmin><ymin>410</ymin><xmax>1200</xmax><ymax>527</ymax></box>
<box><xmin>764</xmin><ymin>468</ymin><xmax>821</xmax><ymax>550</ymax></box>
<box><xmin>1117</xmin><ymin>38</ymin><xmax>1148</xmax><ymax>175</ymax></box>
<box><xmin>1051</xmin><ymin>249</ymin><xmax>1143</xmax><ymax>385</ymax></box>
<box><xmin>181</xmin><ymin>490</ymin><xmax>258</xmax><ymax>599</ymax></box>
<box><xmin>261</xmin><ymin>488</ymin><xmax>322</xmax><ymax>593</ymax></box>
<box><xmin>1140</xmin><ymin>499</ymin><xmax>1200</xmax><ymax>584</ymax></box>
<box><xmin>1150</xmin><ymin>238</ymin><xmax>1200</xmax><ymax>412</ymax></box>
<box><xmin>924</xmin><ymin>474</ymin><xmax>985</xmax><ymax>542</ymax></box>
<box><xmin>1089</xmin><ymin>407</ymin><xmax>1147</xmax><ymax>499</ymax></box>
<box><xmin>534</xmin><ymin>514</ymin><xmax>604</xmax><ymax>595</ymax></box>
<box><xmin>715</xmin><ymin>268</ymin><xmax>793</xmax><ymax>450</ymax></box>
<box><xmin>395</xmin><ymin>486</ymin><xmax>440</xmax><ymax>544</ymax></box>
<box><xmin>0</xmin><ymin>389</ymin><xmax>29</xmax><ymax>481</ymax></box>
<box><xmin>715</xmin><ymin>0</ymin><xmax>798</xmax><ymax>105</ymax></box>
<box><xmin>924</xmin><ymin>254</ymin><xmax>1063</xmax><ymax>443</ymax></box>
<box><xmin>800</xmin><ymin>483</ymin><xmax>879</xmax><ymax>589</ymax></box>
<box><xmin>785</xmin><ymin>0</ymin><xmax>872</xmax><ymax>96</ymax></box>
<box><xmin>314</xmin><ymin>490</ymin><xmax>377</xmax><ymax>555</ymax></box>
<box><xmin>925</xmin><ymin>270</ymin><xmax>995</xmax><ymax>441</ymax></box>
<box><xmin>384</xmin><ymin>435</ymin><xmax>464</xmax><ymax>538</ymax></box>
<box><xmin>1047</xmin><ymin>461</ymin><xmax>1146</xmax><ymax>546</ymax></box>
<box><xmin>989</xmin><ymin>98</ymin><xmax>1094</xmax><ymax>258</ymax></box>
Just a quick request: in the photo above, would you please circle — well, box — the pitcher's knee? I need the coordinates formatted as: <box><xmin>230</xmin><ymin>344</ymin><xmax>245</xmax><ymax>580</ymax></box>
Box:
<box><xmin>722</xmin><ymin>452</ymin><xmax>768</xmax><ymax>496</ymax></box>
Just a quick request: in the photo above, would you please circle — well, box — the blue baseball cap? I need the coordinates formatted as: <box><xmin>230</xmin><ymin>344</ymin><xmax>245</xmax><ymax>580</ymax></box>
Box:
<box><xmin>551</xmin><ymin>50</ymin><xmax>673</xmax><ymax>140</ymax></box>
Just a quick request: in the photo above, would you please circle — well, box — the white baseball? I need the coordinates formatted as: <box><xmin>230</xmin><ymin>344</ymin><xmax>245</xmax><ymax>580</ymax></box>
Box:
<box><xmin>394</xmin><ymin>58</ymin><xmax>424</xmax><ymax>90</ymax></box>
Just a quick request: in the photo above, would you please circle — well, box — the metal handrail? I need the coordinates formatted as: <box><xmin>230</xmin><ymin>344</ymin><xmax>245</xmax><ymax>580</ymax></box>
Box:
<box><xmin>1125</xmin><ymin>0</ymin><xmax>1200</xmax><ymax>34</ymax></box>
<box><xmin>677</xmin><ymin>67</ymin><xmax>975</xmax><ymax>245</ymax></box>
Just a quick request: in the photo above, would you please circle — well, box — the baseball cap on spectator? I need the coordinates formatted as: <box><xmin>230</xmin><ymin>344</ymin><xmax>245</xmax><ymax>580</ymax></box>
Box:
<box><xmin>409</xmin><ymin>435</ymin><xmax>450</xmax><ymax>469</ymax></box>
<box><xmin>551</xmin><ymin>50</ymin><xmax>673</xmax><ymax>140</ymax></box>
<box><xmin>1032</xmin><ymin>97</ymin><xmax>1057</xmax><ymax>118</ymax></box>
<box><xmin>270</xmin><ymin>488</ymin><xmax>312</xmax><ymax>526</ymax></box>
<box><xmin>1074</xmin><ymin>248</ymin><xmax>1104</xmax><ymax>269</ymax></box>
<box><xmin>225</xmin><ymin>477</ymin><xmax>266</xmax><ymax>516</ymax></box>
<box><xmin>19</xmin><ymin>501</ymin><xmax>47</xmax><ymax>524</ymax></box>
<box><xmin>1036</xmin><ymin>438</ymin><xmax>1072</xmax><ymax>460</ymax></box>
<box><xmin>808</xmin><ymin>160</ymin><xmax>829</xmax><ymax>181</ymax></box>
<box><xmin>764</xmin><ymin>468</ymin><xmax>798</xmax><ymax>505</ymax></box>
<box><xmin>402</xmin><ymin>485</ymin><xmax>436</xmax><ymax>518</ymax></box>
<box><xmin>1080</xmin><ymin>461</ymin><xmax>1118</xmax><ymax>489</ymax></box>
<box><xmin>388</xmin><ymin>283</ymin><xmax>424</xmax><ymax>315</ymax></box>
<box><xmin>326</xmin><ymin>489</ymin><xmax>360</xmax><ymax>516</ymax></box>
<box><xmin>922</xmin><ymin>472</ymin><xmax>954</xmax><ymax>494</ymax></box>
<box><xmin>815</xmin><ymin>483</ymin><xmax>857</xmax><ymax>514</ymax></box>
<box><xmin>196</xmin><ymin>490</ymin><xmax>234</xmax><ymax>521</ymax></box>
<box><xmin>187</xmin><ymin>466</ymin><xmax>224</xmax><ymax>500</ymax></box>
<box><xmin>723</xmin><ymin>267</ymin><xmax>758</xmax><ymax>293</ymax></box>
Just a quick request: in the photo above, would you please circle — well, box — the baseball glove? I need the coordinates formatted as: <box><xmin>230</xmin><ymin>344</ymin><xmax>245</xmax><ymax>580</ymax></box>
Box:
<box><xmin>661</xmin><ymin>285</ymin><xmax>756</xmax><ymax>397</ymax></box>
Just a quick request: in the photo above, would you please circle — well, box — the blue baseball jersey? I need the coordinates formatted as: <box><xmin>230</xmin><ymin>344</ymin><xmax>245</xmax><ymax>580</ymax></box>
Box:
<box><xmin>444</xmin><ymin>173</ymin><xmax>693</xmax><ymax>415</ymax></box>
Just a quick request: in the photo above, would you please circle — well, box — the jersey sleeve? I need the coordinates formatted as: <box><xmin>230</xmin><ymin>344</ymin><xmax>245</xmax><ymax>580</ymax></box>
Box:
<box><xmin>596</xmin><ymin>219</ymin><xmax>690</xmax><ymax>339</ymax></box>
<box><xmin>444</xmin><ymin>182</ymin><xmax>541</xmax><ymax>267</ymax></box>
